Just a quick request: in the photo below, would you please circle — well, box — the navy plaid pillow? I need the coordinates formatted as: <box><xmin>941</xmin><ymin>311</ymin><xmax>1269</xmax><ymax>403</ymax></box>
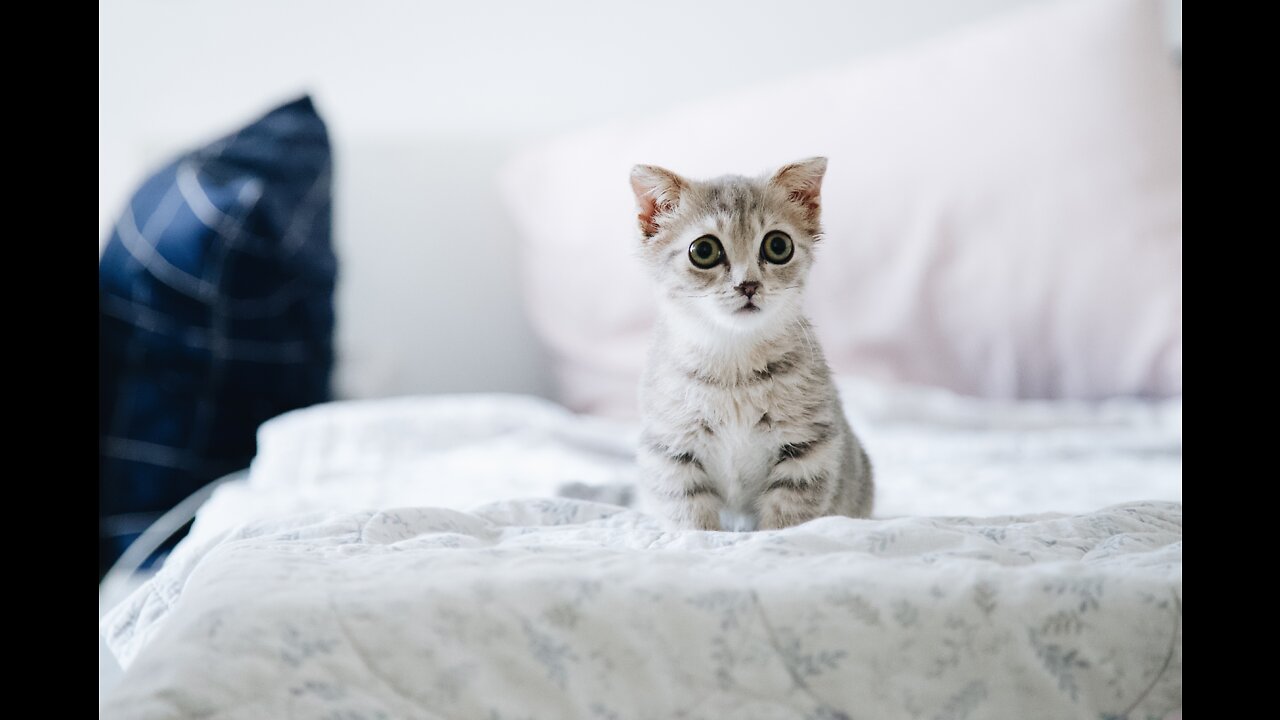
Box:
<box><xmin>99</xmin><ymin>96</ymin><xmax>336</xmax><ymax>578</ymax></box>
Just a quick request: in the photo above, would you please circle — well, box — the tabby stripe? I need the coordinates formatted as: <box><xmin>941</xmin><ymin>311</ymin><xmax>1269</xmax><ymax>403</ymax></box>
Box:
<box><xmin>753</xmin><ymin>351</ymin><xmax>802</xmax><ymax>382</ymax></box>
<box><xmin>686</xmin><ymin>350</ymin><xmax>803</xmax><ymax>387</ymax></box>
<box><xmin>776</xmin><ymin>423</ymin><xmax>833</xmax><ymax>463</ymax></box>
<box><xmin>650</xmin><ymin>480</ymin><xmax>720</xmax><ymax>500</ymax></box>
<box><xmin>766</xmin><ymin>472</ymin><xmax>828</xmax><ymax>494</ymax></box>
<box><xmin>646</xmin><ymin>440</ymin><xmax>705</xmax><ymax>472</ymax></box>
<box><xmin>672</xmin><ymin>451</ymin><xmax>701</xmax><ymax>467</ymax></box>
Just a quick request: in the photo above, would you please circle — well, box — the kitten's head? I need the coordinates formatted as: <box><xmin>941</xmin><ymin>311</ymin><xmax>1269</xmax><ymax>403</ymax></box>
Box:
<box><xmin>630</xmin><ymin>158</ymin><xmax>827</xmax><ymax>334</ymax></box>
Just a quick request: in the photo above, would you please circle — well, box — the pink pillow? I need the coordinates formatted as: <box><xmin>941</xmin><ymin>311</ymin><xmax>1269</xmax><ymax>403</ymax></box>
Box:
<box><xmin>499</xmin><ymin>0</ymin><xmax>1182</xmax><ymax>419</ymax></box>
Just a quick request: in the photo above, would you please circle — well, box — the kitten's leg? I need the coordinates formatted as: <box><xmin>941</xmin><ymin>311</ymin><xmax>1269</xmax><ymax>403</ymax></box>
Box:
<box><xmin>756</xmin><ymin>431</ymin><xmax>842</xmax><ymax>530</ymax></box>
<box><xmin>756</xmin><ymin>474</ymin><xmax>829</xmax><ymax>530</ymax></box>
<box><xmin>637</xmin><ymin>442</ymin><xmax>723</xmax><ymax>531</ymax></box>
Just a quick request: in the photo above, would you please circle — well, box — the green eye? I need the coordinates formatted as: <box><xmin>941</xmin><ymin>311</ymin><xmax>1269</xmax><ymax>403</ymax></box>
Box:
<box><xmin>761</xmin><ymin>230</ymin><xmax>794</xmax><ymax>264</ymax></box>
<box><xmin>689</xmin><ymin>235</ymin><xmax>724</xmax><ymax>269</ymax></box>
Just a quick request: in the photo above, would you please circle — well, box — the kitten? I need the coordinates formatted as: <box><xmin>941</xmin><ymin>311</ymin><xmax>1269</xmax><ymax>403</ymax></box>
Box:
<box><xmin>631</xmin><ymin>157</ymin><xmax>873</xmax><ymax>531</ymax></box>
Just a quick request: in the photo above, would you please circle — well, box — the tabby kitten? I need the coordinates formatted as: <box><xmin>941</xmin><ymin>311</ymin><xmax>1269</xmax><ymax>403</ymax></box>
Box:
<box><xmin>631</xmin><ymin>157</ymin><xmax>873</xmax><ymax>531</ymax></box>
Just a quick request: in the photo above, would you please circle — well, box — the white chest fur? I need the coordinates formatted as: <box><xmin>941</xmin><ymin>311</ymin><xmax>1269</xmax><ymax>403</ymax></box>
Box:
<box><xmin>639</xmin><ymin>313</ymin><xmax>841</xmax><ymax>530</ymax></box>
<box><xmin>682</xmin><ymin>380</ymin><xmax>781</xmax><ymax>523</ymax></box>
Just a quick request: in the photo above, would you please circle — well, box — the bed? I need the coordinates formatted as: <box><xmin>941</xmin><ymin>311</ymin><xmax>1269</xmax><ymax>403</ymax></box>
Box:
<box><xmin>100</xmin><ymin>379</ymin><xmax>1182</xmax><ymax>718</ymax></box>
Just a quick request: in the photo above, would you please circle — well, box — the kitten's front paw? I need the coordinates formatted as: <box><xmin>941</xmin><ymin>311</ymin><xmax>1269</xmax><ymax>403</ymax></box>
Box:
<box><xmin>756</xmin><ymin>497</ymin><xmax>823</xmax><ymax>530</ymax></box>
<box><xmin>718</xmin><ymin>509</ymin><xmax>759</xmax><ymax>532</ymax></box>
<box><xmin>686</xmin><ymin>505</ymin><xmax>724</xmax><ymax>531</ymax></box>
<box><xmin>661</xmin><ymin>500</ymin><xmax>723</xmax><ymax>531</ymax></box>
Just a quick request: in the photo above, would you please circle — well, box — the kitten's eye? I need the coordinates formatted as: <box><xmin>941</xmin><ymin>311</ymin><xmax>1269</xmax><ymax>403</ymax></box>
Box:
<box><xmin>688</xmin><ymin>235</ymin><xmax>724</xmax><ymax>269</ymax></box>
<box><xmin>761</xmin><ymin>231</ymin><xmax>794</xmax><ymax>264</ymax></box>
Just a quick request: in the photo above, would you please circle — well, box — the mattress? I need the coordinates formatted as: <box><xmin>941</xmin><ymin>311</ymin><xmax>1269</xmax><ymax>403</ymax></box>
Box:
<box><xmin>100</xmin><ymin>379</ymin><xmax>1182</xmax><ymax>718</ymax></box>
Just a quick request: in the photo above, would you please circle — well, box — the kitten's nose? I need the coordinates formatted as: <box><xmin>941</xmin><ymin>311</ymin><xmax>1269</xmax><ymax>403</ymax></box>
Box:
<box><xmin>736</xmin><ymin>281</ymin><xmax>761</xmax><ymax>299</ymax></box>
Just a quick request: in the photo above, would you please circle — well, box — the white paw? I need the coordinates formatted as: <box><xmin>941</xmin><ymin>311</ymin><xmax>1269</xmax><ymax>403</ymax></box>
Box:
<box><xmin>718</xmin><ymin>509</ymin><xmax>759</xmax><ymax>532</ymax></box>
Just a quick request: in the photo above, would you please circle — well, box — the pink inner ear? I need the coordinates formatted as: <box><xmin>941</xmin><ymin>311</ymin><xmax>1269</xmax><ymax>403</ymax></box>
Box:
<box><xmin>778</xmin><ymin>176</ymin><xmax>822</xmax><ymax>229</ymax></box>
<box><xmin>772</xmin><ymin>159</ymin><xmax>827</xmax><ymax>230</ymax></box>
<box><xmin>631</xmin><ymin>166</ymin><xmax>684</xmax><ymax>239</ymax></box>
<box><xmin>788</xmin><ymin>188</ymin><xmax>820</xmax><ymax>214</ymax></box>
<box><xmin>633</xmin><ymin>188</ymin><xmax>663</xmax><ymax>238</ymax></box>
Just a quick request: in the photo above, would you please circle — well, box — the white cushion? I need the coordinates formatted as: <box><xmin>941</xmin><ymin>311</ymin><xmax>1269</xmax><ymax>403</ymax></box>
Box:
<box><xmin>500</xmin><ymin>0</ymin><xmax>1182</xmax><ymax>418</ymax></box>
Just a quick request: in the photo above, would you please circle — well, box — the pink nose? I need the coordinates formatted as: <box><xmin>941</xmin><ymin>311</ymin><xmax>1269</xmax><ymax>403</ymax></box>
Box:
<box><xmin>737</xmin><ymin>281</ymin><xmax>760</xmax><ymax>299</ymax></box>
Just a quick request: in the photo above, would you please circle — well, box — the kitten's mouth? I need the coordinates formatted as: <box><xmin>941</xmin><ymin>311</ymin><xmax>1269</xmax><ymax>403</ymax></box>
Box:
<box><xmin>736</xmin><ymin>301</ymin><xmax>761</xmax><ymax>313</ymax></box>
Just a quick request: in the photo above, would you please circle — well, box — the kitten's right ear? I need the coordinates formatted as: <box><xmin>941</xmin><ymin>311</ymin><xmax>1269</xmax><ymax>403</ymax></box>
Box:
<box><xmin>630</xmin><ymin>165</ymin><xmax>686</xmax><ymax>239</ymax></box>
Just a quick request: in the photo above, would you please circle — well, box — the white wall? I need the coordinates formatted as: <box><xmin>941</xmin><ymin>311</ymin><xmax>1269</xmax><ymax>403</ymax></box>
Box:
<box><xmin>99</xmin><ymin>0</ymin><xmax>1180</xmax><ymax>400</ymax></box>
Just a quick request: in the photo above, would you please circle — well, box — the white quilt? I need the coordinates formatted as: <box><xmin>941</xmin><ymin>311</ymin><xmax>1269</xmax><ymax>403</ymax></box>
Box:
<box><xmin>101</xmin><ymin>380</ymin><xmax>1182</xmax><ymax>719</ymax></box>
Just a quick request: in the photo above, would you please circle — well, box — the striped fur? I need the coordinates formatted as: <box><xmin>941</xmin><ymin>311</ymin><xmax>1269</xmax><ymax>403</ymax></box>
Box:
<box><xmin>631</xmin><ymin>158</ymin><xmax>874</xmax><ymax>531</ymax></box>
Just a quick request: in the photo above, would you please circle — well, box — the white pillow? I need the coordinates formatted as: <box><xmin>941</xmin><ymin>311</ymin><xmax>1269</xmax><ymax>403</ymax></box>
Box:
<box><xmin>500</xmin><ymin>0</ymin><xmax>1182</xmax><ymax>418</ymax></box>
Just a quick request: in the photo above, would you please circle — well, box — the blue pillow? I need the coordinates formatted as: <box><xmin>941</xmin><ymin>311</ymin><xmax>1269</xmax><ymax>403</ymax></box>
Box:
<box><xmin>99</xmin><ymin>96</ymin><xmax>336</xmax><ymax>577</ymax></box>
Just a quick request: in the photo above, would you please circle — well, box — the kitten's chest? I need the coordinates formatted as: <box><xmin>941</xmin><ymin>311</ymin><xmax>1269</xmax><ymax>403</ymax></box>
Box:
<box><xmin>688</xmin><ymin>381</ymin><xmax>783</xmax><ymax>493</ymax></box>
<box><xmin>694</xmin><ymin>380</ymin><xmax>778</xmax><ymax>430</ymax></box>
<box><xmin>643</xmin><ymin>332</ymin><xmax>819</xmax><ymax>495</ymax></box>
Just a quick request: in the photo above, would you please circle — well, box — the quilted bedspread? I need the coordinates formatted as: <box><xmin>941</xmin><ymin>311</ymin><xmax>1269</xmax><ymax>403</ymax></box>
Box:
<box><xmin>101</xmin><ymin>383</ymin><xmax>1182</xmax><ymax>719</ymax></box>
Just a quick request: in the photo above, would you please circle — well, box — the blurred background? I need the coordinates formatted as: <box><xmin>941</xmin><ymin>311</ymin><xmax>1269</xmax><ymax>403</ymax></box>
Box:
<box><xmin>100</xmin><ymin>0</ymin><xmax>1181</xmax><ymax>403</ymax></box>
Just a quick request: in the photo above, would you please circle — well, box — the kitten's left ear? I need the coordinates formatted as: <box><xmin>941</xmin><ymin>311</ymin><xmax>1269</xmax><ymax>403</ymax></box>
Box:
<box><xmin>770</xmin><ymin>157</ymin><xmax>827</xmax><ymax>225</ymax></box>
